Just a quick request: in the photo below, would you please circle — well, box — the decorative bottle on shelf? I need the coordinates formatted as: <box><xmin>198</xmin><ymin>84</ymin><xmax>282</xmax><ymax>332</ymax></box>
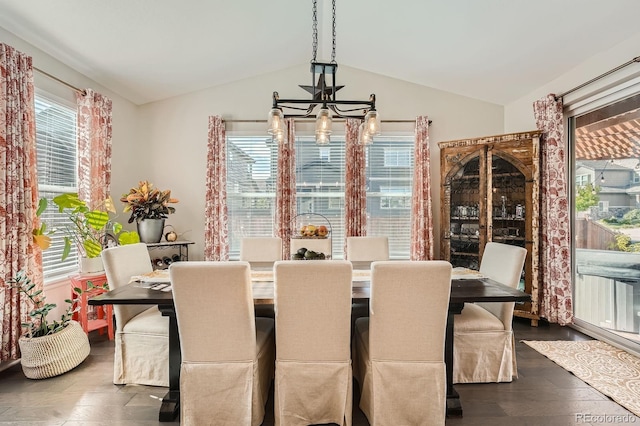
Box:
<box><xmin>515</xmin><ymin>204</ymin><xmax>523</xmax><ymax>219</ymax></box>
<box><xmin>162</xmin><ymin>256</ymin><xmax>173</xmax><ymax>266</ymax></box>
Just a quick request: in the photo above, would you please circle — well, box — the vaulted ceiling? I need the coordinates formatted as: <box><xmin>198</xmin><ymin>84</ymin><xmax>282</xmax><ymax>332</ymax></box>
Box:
<box><xmin>1</xmin><ymin>0</ymin><xmax>640</xmax><ymax>106</ymax></box>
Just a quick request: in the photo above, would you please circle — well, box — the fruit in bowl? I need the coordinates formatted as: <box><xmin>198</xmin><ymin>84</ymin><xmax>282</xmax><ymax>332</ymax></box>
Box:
<box><xmin>303</xmin><ymin>225</ymin><xmax>317</xmax><ymax>237</ymax></box>
<box><xmin>292</xmin><ymin>247</ymin><xmax>326</xmax><ymax>260</ymax></box>
<box><xmin>316</xmin><ymin>225</ymin><xmax>328</xmax><ymax>237</ymax></box>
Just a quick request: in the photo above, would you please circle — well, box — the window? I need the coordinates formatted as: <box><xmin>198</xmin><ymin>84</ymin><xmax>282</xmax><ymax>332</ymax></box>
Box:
<box><xmin>226</xmin><ymin>137</ymin><xmax>278</xmax><ymax>259</ymax></box>
<box><xmin>379</xmin><ymin>186</ymin><xmax>411</xmax><ymax>209</ymax></box>
<box><xmin>575</xmin><ymin>174</ymin><xmax>591</xmax><ymax>186</ymax></box>
<box><xmin>383</xmin><ymin>147</ymin><xmax>411</xmax><ymax>167</ymax></box>
<box><xmin>367</xmin><ymin>138</ymin><xmax>414</xmax><ymax>258</ymax></box>
<box><xmin>35</xmin><ymin>93</ymin><xmax>78</xmax><ymax>280</ymax></box>
<box><xmin>226</xmin><ymin>134</ymin><xmax>415</xmax><ymax>260</ymax></box>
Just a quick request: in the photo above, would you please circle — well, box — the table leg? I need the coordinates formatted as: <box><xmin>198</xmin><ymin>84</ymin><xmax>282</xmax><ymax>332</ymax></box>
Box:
<box><xmin>446</xmin><ymin>303</ymin><xmax>464</xmax><ymax>417</ymax></box>
<box><xmin>158</xmin><ymin>305</ymin><xmax>181</xmax><ymax>422</ymax></box>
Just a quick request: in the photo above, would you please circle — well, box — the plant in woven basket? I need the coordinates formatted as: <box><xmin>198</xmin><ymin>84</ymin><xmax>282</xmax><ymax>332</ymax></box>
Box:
<box><xmin>10</xmin><ymin>271</ymin><xmax>77</xmax><ymax>338</ymax></box>
<box><xmin>10</xmin><ymin>271</ymin><xmax>107</xmax><ymax>338</ymax></box>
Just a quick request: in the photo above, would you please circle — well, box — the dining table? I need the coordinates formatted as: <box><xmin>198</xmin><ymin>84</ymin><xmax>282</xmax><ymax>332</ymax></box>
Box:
<box><xmin>88</xmin><ymin>266</ymin><xmax>530</xmax><ymax>422</ymax></box>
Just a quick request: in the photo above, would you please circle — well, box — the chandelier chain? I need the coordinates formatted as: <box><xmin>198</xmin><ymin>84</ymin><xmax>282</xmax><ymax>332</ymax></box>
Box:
<box><xmin>311</xmin><ymin>0</ymin><xmax>318</xmax><ymax>62</ymax></box>
<box><xmin>331</xmin><ymin>0</ymin><xmax>336</xmax><ymax>63</ymax></box>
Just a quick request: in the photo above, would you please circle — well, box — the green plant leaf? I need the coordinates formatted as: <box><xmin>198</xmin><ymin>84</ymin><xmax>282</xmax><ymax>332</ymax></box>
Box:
<box><xmin>84</xmin><ymin>239</ymin><xmax>103</xmax><ymax>258</ymax></box>
<box><xmin>52</xmin><ymin>193</ymin><xmax>85</xmax><ymax>212</ymax></box>
<box><xmin>119</xmin><ymin>231</ymin><xmax>140</xmax><ymax>245</ymax></box>
<box><xmin>36</xmin><ymin>198</ymin><xmax>48</xmax><ymax>217</ymax></box>
<box><xmin>61</xmin><ymin>237</ymin><xmax>72</xmax><ymax>261</ymax></box>
<box><xmin>85</xmin><ymin>210</ymin><xmax>110</xmax><ymax>231</ymax></box>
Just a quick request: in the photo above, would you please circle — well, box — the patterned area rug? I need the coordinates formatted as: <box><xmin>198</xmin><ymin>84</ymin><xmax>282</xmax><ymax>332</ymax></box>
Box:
<box><xmin>523</xmin><ymin>340</ymin><xmax>640</xmax><ymax>417</ymax></box>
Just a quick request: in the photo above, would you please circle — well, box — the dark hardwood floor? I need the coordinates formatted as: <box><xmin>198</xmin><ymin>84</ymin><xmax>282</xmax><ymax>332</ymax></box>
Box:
<box><xmin>0</xmin><ymin>319</ymin><xmax>637</xmax><ymax>425</ymax></box>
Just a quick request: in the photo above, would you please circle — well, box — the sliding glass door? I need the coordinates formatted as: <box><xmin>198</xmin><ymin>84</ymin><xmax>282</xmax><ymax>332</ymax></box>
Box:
<box><xmin>570</xmin><ymin>92</ymin><xmax>640</xmax><ymax>352</ymax></box>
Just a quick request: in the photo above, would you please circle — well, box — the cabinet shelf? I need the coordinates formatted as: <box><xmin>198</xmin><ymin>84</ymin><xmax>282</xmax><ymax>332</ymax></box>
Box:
<box><xmin>450</xmin><ymin>216</ymin><xmax>480</xmax><ymax>221</ymax></box>
<box><xmin>451</xmin><ymin>252</ymin><xmax>479</xmax><ymax>257</ymax></box>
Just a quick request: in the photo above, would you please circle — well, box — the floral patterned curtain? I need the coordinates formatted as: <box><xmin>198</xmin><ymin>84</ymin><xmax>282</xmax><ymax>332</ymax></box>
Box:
<box><xmin>410</xmin><ymin>116</ymin><xmax>434</xmax><ymax>260</ymax></box>
<box><xmin>0</xmin><ymin>44</ymin><xmax>41</xmax><ymax>361</ymax></box>
<box><xmin>344</xmin><ymin>119</ymin><xmax>367</xmax><ymax>257</ymax></box>
<box><xmin>204</xmin><ymin>116</ymin><xmax>229</xmax><ymax>261</ymax></box>
<box><xmin>76</xmin><ymin>89</ymin><xmax>112</xmax><ymax>208</ymax></box>
<box><xmin>533</xmin><ymin>94</ymin><xmax>573</xmax><ymax>325</ymax></box>
<box><xmin>275</xmin><ymin>119</ymin><xmax>296</xmax><ymax>260</ymax></box>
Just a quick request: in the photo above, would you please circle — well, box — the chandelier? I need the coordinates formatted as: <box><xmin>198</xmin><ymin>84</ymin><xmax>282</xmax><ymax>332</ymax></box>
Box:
<box><xmin>267</xmin><ymin>0</ymin><xmax>380</xmax><ymax>145</ymax></box>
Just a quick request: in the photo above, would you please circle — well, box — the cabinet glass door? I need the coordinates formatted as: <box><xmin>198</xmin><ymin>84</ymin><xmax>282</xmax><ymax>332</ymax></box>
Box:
<box><xmin>490</xmin><ymin>155</ymin><xmax>527</xmax><ymax>290</ymax></box>
<box><xmin>449</xmin><ymin>156</ymin><xmax>482</xmax><ymax>269</ymax></box>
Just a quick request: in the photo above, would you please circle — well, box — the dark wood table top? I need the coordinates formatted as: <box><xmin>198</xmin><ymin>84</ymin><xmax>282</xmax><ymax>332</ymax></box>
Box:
<box><xmin>89</xmin><ymin>276</ymin><xmax>530</xmax><ymax>306</ymax></box>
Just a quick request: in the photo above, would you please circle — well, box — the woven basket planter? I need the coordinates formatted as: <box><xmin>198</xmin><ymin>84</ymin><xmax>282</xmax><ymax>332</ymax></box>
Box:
<box><xmin>19</xmin><ymin>320</ymin><xmax>90</xmax><ymax>379</ymax></box>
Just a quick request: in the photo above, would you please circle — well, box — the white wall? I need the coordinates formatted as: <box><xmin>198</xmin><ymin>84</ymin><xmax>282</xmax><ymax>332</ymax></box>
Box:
<box><xmin>137</xmin><ymin>64</ymin><xmax>505</xmax><ymax>260</ymax></box>
<box><xmin>505</xmin><ymin>33</ymin><xmax>640</xmax><ymax>132</ymax></box>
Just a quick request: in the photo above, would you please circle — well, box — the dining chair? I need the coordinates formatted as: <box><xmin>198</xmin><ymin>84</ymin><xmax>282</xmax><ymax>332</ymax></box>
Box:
<box><xmin>346</xmin><ymin>236</ymin><xmax>389</xmax><ymax>269</ymax></box>
<box><xmin>240</xmin><ymin>237</ymin><xmax>282</xmax><ymax>319</ymax></box>
<box><xmin>170</xmin><ymin>261</ymin><xmax>275</xmax><ymax>426</ymax></box>
<box><xmin>346</xmin><ymin>236</ymin><xmax>390</xmax><ymax>330</ymax></box>
<box><xmin>352</xmin><ymin>260</ymin><xmax>452</xmax><ymax>425</ymax></box>
<box><xmin>274</xmin><ymin>260</ymin><xmax>353</xmax><ymax>426</ymax></box>
<box><xmin>101</xmin><ymin>243</ymin><xmax>169</xmax><ymax>387</ymax></box>
<box><xmin>453</xmin><ymin>241</ymin><xmax>527</xmax><ymax>383</ymax></box>
<box><xmin>240</xmin><ymin>236</ymin><xmax>283</xmax><ymax>269</ymax></box>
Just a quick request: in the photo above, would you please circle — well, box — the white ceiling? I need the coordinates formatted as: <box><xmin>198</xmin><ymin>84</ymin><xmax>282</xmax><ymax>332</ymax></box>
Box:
<box><xmin>1</xmin><ymin>0</ymin><xmax>640</xmax><ymax>106</ymax></box>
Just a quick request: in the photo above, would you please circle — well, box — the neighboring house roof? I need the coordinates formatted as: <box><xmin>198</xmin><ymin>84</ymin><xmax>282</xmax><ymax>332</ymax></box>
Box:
<box><xmin>576</xmin><ymin>160</ymin><xmax>635</xmax><ymax>172</ymax></box>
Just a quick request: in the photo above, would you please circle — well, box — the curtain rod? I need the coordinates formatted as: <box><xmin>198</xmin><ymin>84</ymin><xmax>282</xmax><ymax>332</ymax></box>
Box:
<box><xmin>33</xmin><ymin>66</ymin><xmax>86</xmax><ymax>95</ymax></box>
<box><xmin>225</xmin><ymin>119</ymin><xmax>431</xmax><ymax>124</ymax></box>
<box><xmin>555</xmin><ymin>55</ymin><xmax>640</xmax><ymax>100</ymax></box>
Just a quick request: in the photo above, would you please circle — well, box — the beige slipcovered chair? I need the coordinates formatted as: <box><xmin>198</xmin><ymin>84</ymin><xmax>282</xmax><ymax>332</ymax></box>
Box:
<box><xmin>346</xmin><ymin>236</ymin><xmax>390</xmax><ymax>328</ymax></box>
<box><xmin>240</xmin><ymin>236</ymin><xmax>282</xmax><ymax>319</ymax></box>
<box><xmin>353</xmin><ymin>260</ymin><xmax>452</xmax><ymax>425</ymax></box>
<box><xmin>170</xmin><ymin>261</ymin><xmax>275</xmax><ymax>426</ymax></box>
<box><xmin>274</xmin><ymin>260</ymin><xmax>353</xmax><ymax>426</ymax></box>
<box><xmin>346</xmin><ymin>236</ymin><xmax>389</xmax><ymax>269</ymax></box>
<box><xmin>453</xmin><ymin>242</ymin><xmax>527</xmax><ymax>383</ymax></box>
<box><xmin>101</xmin><ymin>243</ymin><xmax>169</xmax><ymax>386</ymax></box>
<box><xmin>240</xmin><ymin>236</ymin><xmax>283</xmax><ymax>269</ymax></box>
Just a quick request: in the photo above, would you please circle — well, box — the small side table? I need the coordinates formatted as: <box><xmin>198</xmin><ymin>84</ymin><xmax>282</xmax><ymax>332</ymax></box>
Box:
<box><xmin>70</xmin><ymin>273</ymin><xmax>114</xmax><ymax>340</ymax></box>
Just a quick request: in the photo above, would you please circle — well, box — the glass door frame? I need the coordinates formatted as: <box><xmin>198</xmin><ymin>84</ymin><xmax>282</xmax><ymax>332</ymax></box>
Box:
<box><xmin>566</xmin><ymin>76</ymin><xmax>640</xmax><ymax>358</ymax></box>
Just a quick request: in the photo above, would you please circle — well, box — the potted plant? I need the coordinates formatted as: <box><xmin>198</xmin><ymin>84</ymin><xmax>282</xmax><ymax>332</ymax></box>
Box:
<box><xmin>120</xmin><ymin>180</ymin><xmax>179</xmax><ymax>243</ymax></box>
<box><xmin>10</xmin><ymin>271</ymin><xmax>91</xmax><ymax>379</ymax></box>
<box><xmin>51</xmin><ymin>193</ymin><xmax>140</xmax><ymax>273</ymax></box>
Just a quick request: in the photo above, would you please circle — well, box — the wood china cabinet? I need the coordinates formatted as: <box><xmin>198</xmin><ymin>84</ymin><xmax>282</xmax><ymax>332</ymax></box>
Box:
<box><xmin>439</xmin><ymin>131</ymin><xmax>542</xmax><ymax>325</ymax></box>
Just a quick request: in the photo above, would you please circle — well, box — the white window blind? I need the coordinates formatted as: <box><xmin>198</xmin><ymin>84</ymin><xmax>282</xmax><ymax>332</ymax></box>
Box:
<box><xmin>296</xmin><ymin>137</ymin><xmax>346</xmax><ymax>258</ymax></box>
<box><xmin>226</xmin><ymin>134</ymin><xmax>414</xmax><ymax>260</ymax></box>
<box><xmin>366</xmin><ymin>137</ymin><xmax>414</xmax><ymax>259</ymax></box>
<box><xmin>35</xmin><ymin>94</ymin><xmax>79</xmax><ymax>280</ymax></box>
<box><xmin>226</xmin><ymin>137</ymin><xmax>278</xmax><ymax>259</ymax></box>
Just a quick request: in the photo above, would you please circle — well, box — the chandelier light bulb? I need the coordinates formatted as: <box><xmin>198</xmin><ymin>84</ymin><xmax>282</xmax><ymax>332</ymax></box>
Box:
<box><xmin>315</xmin><ymin>107</ymin><xmax>332</xmax><ymax>135</ymax></box>
<box><xmin>267</xmin><ymin>108</ymin><xmax>284</xmax><ymax>135</ymax></box>
<box><xmin>364</xmin><ymin>109</ymin><xmax>381</xmax><ymax>135</ymax></box>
